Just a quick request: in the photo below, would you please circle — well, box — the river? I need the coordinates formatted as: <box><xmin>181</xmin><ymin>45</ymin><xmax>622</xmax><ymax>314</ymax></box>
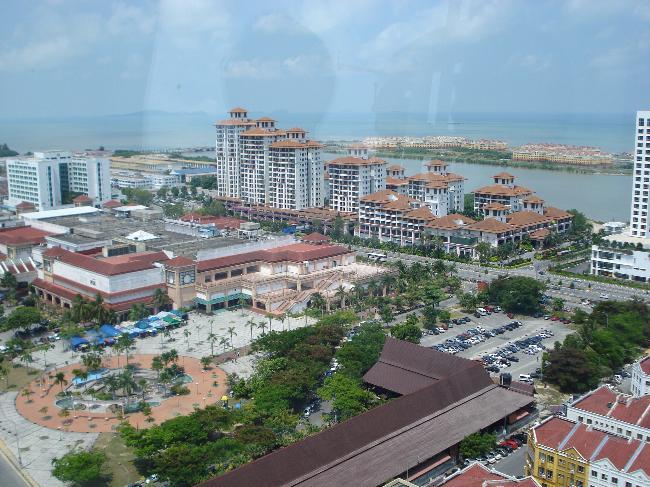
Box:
<box><xmin>324</xmin><ymin>154</ymin><xmax>632</xmax><ymax>223</ymax></box>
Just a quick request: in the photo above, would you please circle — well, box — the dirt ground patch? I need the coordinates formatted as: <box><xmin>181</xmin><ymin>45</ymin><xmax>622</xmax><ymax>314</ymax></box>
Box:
<box><xmin>94</xmin><ymin>432</ymin><xmax>141</xmax><ymax>487</ymax></box>
<box><xmin>535</xmin><ymin>383</ymin><xmax>571</xmax><ymax>412</ymax></box>
<box><xmin>0</xmin><ymin>363</ymin><xmax>40</xmax><ymax>392</ymax></box>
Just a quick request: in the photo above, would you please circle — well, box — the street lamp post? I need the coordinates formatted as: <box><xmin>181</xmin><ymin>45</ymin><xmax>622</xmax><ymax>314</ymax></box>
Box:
<box><xmin>195</xmin><ymin>382</ymin><xmax>199</xmax><ymax>395</ymax></box>
<box><xmin>6</xmin><ymin>419</ymin><xmax>22</xmax><ymax>466</ymax></box>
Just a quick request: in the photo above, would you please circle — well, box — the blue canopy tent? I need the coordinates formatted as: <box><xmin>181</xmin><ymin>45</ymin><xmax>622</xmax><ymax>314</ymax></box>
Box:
<box><xmin>99</xmin><ymin>324</ymin><xmax>120</xmax><ymax>338</ymax></box>
<box><xmin>70</xmin><ymin>336</ymin><xmax>89</xmax><ymax>351</ymax></box>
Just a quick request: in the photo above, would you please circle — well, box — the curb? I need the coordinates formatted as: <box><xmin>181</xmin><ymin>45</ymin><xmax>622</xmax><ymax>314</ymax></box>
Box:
<box><xmin>0</xmin><ymin>436</ymin><xmax>40</xmax><ymax>487</ymax></box>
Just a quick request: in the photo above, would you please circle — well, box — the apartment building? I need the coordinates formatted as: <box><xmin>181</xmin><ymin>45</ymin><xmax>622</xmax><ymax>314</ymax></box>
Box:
<box><xmin>214</xmin><ymin>108</ymin><xmax>324</xmax><ymax>210</ymax></box>
<box><xmin>268</xmin><ymin>131</ymin><xmax>324</xmax><ymax>209</ymax></box>
<box><xmin>473</xmin><ymin>173</ymin><xmax>534</xmax><ymax>214</ymax></box>
<box><xmin>358</xmin><ymin>189</ymin><xmax>436</xmax><ymax>245</ymax></box>
<box><xmin>327</xmin><ymin>146</ymin><xmax>387</xmax><ymax>213</ymax></box>
<box><xmin>6</xmin><ymin>151</ymin><xmax>111</xmax><ymax>210</ymax></box>
<box><xmin>527</xmin><ymin>416</ymin><xmax>650</xmax><ymax>487</ymax></box>
<box><xmin>512</xmin><ymin>143</ymin><xmax>614</xmax><ymax>165</ymax></box>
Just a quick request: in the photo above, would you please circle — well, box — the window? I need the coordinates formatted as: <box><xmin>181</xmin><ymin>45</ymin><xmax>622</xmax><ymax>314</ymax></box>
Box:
<box><xmin>611</xmin><ymin>478</ymin><xmax>618</xmax><ymax>484</ymax></box>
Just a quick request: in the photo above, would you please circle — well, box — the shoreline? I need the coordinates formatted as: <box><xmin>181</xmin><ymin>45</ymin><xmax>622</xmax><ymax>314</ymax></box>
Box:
<box><xmin>324</xmin><ymin>149</ymin><xmax>632</xmax><ymax>176</ymax></box>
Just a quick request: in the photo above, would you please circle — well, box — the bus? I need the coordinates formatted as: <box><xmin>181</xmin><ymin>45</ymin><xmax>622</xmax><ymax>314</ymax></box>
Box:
<box><xmin>367</xmin><ymin>251</ymin><xmax>388</xmax><ymax>263</ymax></box>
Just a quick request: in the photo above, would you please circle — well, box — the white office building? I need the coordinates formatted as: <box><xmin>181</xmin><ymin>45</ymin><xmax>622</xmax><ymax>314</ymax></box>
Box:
<box><xmin>6</xmin><ymin>151</ymin><xmax>111</xmax><ymax>211</ymax></box>
<box><xmin>214</xmin><ymin>108</ymin><xmax>325</xmax><ymax>210</ymax></box>
<box><xmin>632</xmin><ymin>356</ymin><xmax>650</xmax><ymax>397</ymax></box>
<box><xmin>591</xmin><ymin>111</ymin><xmax>650</xmax><ymax>283</ymax></box>
<box><xmin>632</xmin><ymin>111</ymin><xmax>650</xmax><ymax>238</ymax></box>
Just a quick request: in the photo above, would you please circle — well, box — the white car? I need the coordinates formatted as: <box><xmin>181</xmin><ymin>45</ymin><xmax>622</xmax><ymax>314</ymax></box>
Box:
<box><xmin>600</xmin><ymin>293</ymin><xmax>609</xmax><ymax>299</ymax></box>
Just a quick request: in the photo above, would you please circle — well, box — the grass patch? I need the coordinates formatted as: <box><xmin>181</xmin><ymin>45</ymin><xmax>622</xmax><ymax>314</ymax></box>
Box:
<box><xmin>535</xmin><ymin>383</ymin><xmax>571</xmax><ymax>410</ymax></box>
<box><xmin>0</xmin><ymin>365</ymin><xmax>40</xmax><ymax>392</ymax></box>
<box><xmin>94</xmin><ymin>432</ymin><xmax>141</xmax><ymax>487</ymax></box>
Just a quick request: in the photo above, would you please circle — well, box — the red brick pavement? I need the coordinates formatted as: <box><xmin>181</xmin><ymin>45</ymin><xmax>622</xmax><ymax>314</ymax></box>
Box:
<box><xmin>14</xmin><ymin>354</ymin><xmax>228</xmax><ymax>433</ymax></box>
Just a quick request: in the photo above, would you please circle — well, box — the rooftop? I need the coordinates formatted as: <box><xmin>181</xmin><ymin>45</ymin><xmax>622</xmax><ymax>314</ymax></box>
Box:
<box><xmin>0</xmin><ymin>226</ymin><xmax>54</xmax><ymax>246</ymax></box>
<box><xmin>570</xmin><ymin>386</ymin><xmax>650</xmax><ymax>429</ymax></box>
<box><xmin>441</xmin><ymin>463</ymin><xmax>540</xmax><ymax>487</ymax></box>
<box><xmin>44</xmin><ymin>247</ymin><xmax>168</xmax><ymax>276</ymax></box>
<box><xmin>201</xmin><ymin>340</ymin><xmax>534</xmax><ymax>487</ymax></box>
<box><xmin>533</xmin><ymin>416</ymin><xmax>650</xmax><ymax>477</ymax></box>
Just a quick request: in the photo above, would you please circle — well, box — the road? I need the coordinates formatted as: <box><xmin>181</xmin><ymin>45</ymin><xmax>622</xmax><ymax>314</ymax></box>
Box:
<box><xmin>0</xmin><ymin>448</ymin><xmax>28</xmax><ymax>487</ymax></box>
<box><xmin>492</xmin><ymin>446</ymin><xmax>530</xmax><ymax>478</ymax></box>
<box><xmin>354</xmin><ymin>246</ymin><xmax>649</xmax><ymax>306</ymax></box>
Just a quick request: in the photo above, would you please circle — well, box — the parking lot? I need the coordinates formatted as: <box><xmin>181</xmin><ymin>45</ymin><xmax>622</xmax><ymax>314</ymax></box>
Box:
<box><xmin>420</xmin><ymin>311</ymin><xmax>574</xmax><ymax>379</ymax></box>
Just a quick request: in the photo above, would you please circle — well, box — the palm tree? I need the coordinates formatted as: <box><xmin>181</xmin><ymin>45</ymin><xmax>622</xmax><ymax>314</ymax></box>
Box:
<box><xmin>309</xmin><ymin>293</ymin><xmax>327</xmax><ymax>315</ymax></box>
<box><xmin>119</xmin><ymin>370</ymin><xmax>137</xmax><ymax>407</ymax></box>
<box><xmin>91</xmin><ymin>293</ymin><xmax>111</xmax><ymax>325</ymax></box>
<box><xmin>335</xmin><ymin>285</ymin><xmax>347</xmax><ymax>308</ymax></box>
<box><xmin>183</xmin><ymin>328</ymin><xmax>191</xmax><ymax>350</ymax></box>
<box><xmin>227</xmin><ymin>327</ymin><xmax>237</xmax><ymax>348</ymax></box>
<box><xmin>129</xmin><ymin>303</ymin><xmax>149</xmax><ymax>321</ymax></box>
<box><xmin>138</xmin><ymin>378</ymin><xmax>148</xmax><ymax>402</ymax></box>
<box><xmin>116</xmin><ymin>334</ymin><xmax>134</xmax><ymax>368</ymax></box>
<box><xmin>265</xmin><ymin>313</ymin><xmax>274</xmax><ymax>332</ymax></box>
<box><xmin>104</xmin><ymin>374</ymin><xmax>120</xmax><ymax>400</ymax></box>
<box><xmin>246</xmin><ymin>319</ymin><xmax>257</xmax><ymax>340</ymax></box>
<box><xmin>167</xmin><ymin>349</ymin><xmax>178</xmax><ymax>364</ymax></box>
<box><xmin>257</xmin><ymin>322</ymin><xmax>267</xmax><ymax>336</ymax></box>
<box><xmin>152</xmin><ymin>288</ymin><xmax>171</xmax><ymax>313</ymax></box>
<box><xmin>54</xmin><ymin>372</ymin><xmax>68</xmax><ymax>393</ymax></box>
<box><xmin>219</xmin><ymin>337</ymin><xmax>230</xmax><ymax>353</ymax></box>
<box><xmin>207</xmin><ymin>333</ymin><xmax>218</xmax><ymax>357</ymax></box>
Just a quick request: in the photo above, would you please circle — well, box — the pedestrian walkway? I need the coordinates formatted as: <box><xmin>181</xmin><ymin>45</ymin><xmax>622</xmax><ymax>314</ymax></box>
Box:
<box><xmin>0</xmin><ymin>391</ymin><xmax>97</xmax><ymax>487</ymax></box>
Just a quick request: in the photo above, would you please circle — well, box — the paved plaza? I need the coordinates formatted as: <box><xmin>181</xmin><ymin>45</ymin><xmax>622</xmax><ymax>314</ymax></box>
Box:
<box><xmin>0</xmin><ymin>309</ymin><xmax>315</xmax><ymax>486</ymax></box>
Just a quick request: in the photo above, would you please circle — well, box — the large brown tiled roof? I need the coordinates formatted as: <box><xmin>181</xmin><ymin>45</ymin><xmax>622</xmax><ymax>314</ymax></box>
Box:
<box><xmin>0</xmin><ymin>226</ymin><xmax>54</xmax><ymax>246</ymax></box>
<box><xmin>483</xmin><ymin>202</ymin><xmax>508</xmax><ymax>211</ymax></box>
<box><xmin>403</xmin><ymin>206</ymin><xmax>437</xmax><ymax>221</ymax></box>
<box><xmin>300</xmin><ymin>232</ymin><xmax>331</xmax><ymax>244</ymax></box>
<box><xmin>386</xmin><ymin>176</ymin><xmax>409</xmax><ymax>186</ymax></box>
<box><xmin>215</xmin><ymin>119</ymin><xmax>256</xmax><ymax>126</ymax></box>
<box><xmin>240</xmin><ymin>128</ymin><xmax>285</xmax><ymax>137</ymax></box>
<box><xmin>493</xmin><ymin>171</ymin><xmax>515</xmax><ymax>179</ymax></box>
<box><xmin>467</xmin><ymin>218</ymin><xmax>515</xmax><ymax>233</ymax></box>
<box><xmin>505</xmin><ymin>211</ymin><xmax>553</xmax><ymax>228</ymax></box>
<box><xmin>196</xmin><ymin>243</ymin><xmax>351</xmax><ymax>272</ymax></box>
<box><xmin>387</xmin><ymin>164</ymin><xmax>405</xmax><ymax>171</ymax></box>
<box><xmin>200</xmin><ymin>340</ymin><xmax>534</xmax><ymax>487</ymax></box>
<box><xmin>363</xmin><ymin>338</ymin><xmax>489</xmax><ymax>395</ymax></box>
<box><xmin>269</xmin><ymin>140</ymin><xmax>323</xmax><ymax>149</ymax></box>
<box><xmin>640</xmin><ymin>356</ymin><xmax>650</xmax><ymax>375</ymax></box>
<box><xmin>44</xmin><ymin>247</ymin><xmax>168</xmax><ymax>276</ymax></box>
<box><xmin>164</xmin><ymin>256</ymin><xmax>195</xmax><ymax>267</ymax></box>
<box><xmin>328</xmin><ymin>156</ymin><xmax>386</xmax><ymax>166</ymax></box>
<box><xmin>426</xmin><ymin>213</ymin><xmax>475</xmax><ymax>230</ymax></box>
<box><xmin>544</xmin><ymin>207</ymin><xmax>572</xmax><ymax>219</ymax></box>
<box><xmin>229</xmin><ymin>107</ymin><xmax>248</xmax><ymax>113</ymax></box>
<box><xmin>473</xmin><ymin>184</ymin><xmax>532</xmax><ymax>197</ymax></box>
<box><xmin>360</xmin><ymin>189</ymin><xmax>399</xmax><ymax>203</ymax></box>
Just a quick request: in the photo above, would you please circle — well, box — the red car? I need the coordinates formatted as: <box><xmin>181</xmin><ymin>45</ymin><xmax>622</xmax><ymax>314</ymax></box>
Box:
<box><xmin>506</xmin><ymin>313</ymin><xmax>514</xmax><ymax>319</ymax></box>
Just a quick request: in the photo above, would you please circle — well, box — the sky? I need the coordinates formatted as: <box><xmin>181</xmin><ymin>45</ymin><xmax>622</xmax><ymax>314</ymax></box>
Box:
<box><xmin>2</xmin><ymin>0</ymin><xmax>650</xmax><ymax>119</ymax></box>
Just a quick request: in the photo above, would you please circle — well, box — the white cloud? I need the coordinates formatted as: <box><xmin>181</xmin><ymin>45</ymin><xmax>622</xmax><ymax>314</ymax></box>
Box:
<box><xmin>0</xmin><ymin>4</ymin><xmax>156</xmax><ymax>73</ymax></box>
<box><xmin>223</xmin><ymin>54</ymin><xmax>330</xmax><ymax>79</ymax></box>
<box><xmin>359</xmin><ymin>0</ymin><xmax>513</xmax><ymax>72</ymax></box>
<box><xmin>254</xmin><ymin>13</ymin><xmax>304</xmax><ymax>34</ymax></box>
<box><xmin>157</xmin><ymin>0</ymin><xmax>230</xmax><ymax>48</ymax></box>
<box><xmin>296</xmin><ymin>0</ymin><xmax>377</xmax><ymax>34</ymax></box>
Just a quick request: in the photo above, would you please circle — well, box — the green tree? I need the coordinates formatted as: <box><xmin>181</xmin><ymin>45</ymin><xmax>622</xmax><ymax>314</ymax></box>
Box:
<box><xmin>486</xmin><ymin>276</ymin><xmax>545</xmax><ymax>315</ymax></box>
<box><xmin>0</xmin><ymin>272</ymin><xmax>18</xmax><ymax>290</ymax></box>
<box><xmin>129</xmin><ymin>303</ymin><xmax>149</xmax><ymax>321</ymax></box>
<box><xmin>475</xmin><ymin>242</ymin><xmax>492</xmax><ymax>263</ymax></box>
<box><xmin>163</xmin><ymin>203</ymin><xmax>185</xmax><ymax>219</ymax></box>
<box><xmin>51</xmin><ymin>449</ymin><xmax>107</xmax><ymax>486</ymax></box>
<box><xmin>390</xmin><ymin>321</ymin><xmax>422</xmax><ymax>344</ymax></box>
<box><xmin>318</xmin><ymin>373</ymin><xmax>377</xmax><ymax>421</ymax></box>
<box><xmin>552</xmin><ymin>298</ymin><xmax>565</xmax><ymax>312</ymax></box>
<box><xmin>152</xmin><ymin>288</ymin><xmax>171</xmax><ymax>312</ymax></box>
<box><xmin>54</xmin><ymin>372</ymin><xmax>68</xmax><ymax>393</ymax></box>
<box><xmin>544</xmin><ymin>346</ymin><xmax>599</xmax><ymax>393</ymax></box>
<box><xmin>459</xmin><ymin>432</ymin><xmax>496</xmax><ymax>459</ymax></box>
<box><xmin>200</xmin><ymin>356</ymin><xmax>212</xmax><ymax>370</ymax></box>
<box><xmin>5</xmin><ymin>306</ymin><xmax>41</xmax><ymax>332</ymax></box>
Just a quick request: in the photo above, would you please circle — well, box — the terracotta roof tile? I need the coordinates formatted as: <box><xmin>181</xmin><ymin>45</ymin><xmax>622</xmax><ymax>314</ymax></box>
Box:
<box><xmin>386</xmin><ymin>176</ymin><xmax>409</xmax><ymax>186</ymax></box>
<box><xmin>403</xmin><ymin>206</ymin><xmax>437</xmax><ymax>221</ymax></box>
<box><xmin>0</xmin><ymin>226</ymin><xmax>54</xmax><ymax>246</ymax></box>
<box><xmin>483</xmin><ymin>202</ymin><xmax>508</xmax><ymax>211</ymax></box>
<box><xmin>426</xmin><ymin>214</ymin><xmax>475</xmax><ymax>230</ymax></box>
<box><xmin>45</xmin><ymin>247</ymin><xmax>168</xmax><ymax>275</ymax></box>
<box><xmin>467</xmin><ymin>218</ymin><xmax>515</xmax><ymax>233</ymax></box>
<box><xmin>505</xmin><ymin>211</ymin><xmax>553</xmax><ymax>228</ymax></box>
<box><xmin>640</xmin><ymin>356</ymin><xmax>650</xmax><ymax>375</ymax></box>
<box><xmin>473</xmin><ymin>184</ymin><xmax>533</xmax><ymax>197</ymax></box>
<box><xmin>493</xmin><ymin>172</ymin><xmax>515</xmax><ymax>179</ymax></box>
<box><xmin>269</xmin><ymin>140</ymin><xmax>323</xmax><ymax>149</ymax></box>
<box><xmin>544</xmin><ymin>207</ymin><xmax>572</xmax><ymax>219</ymax></box>
<box><xmin>165</xmin><ymin>256</ymin><xmax>195</xmax><ymax>267</ymax></box>
<box><xmin>328</xmin><ymin>156</ymin><xmax>386</xmax><ymax>166</ymax></box>
<box><xmin>229</xmin><ymin>107</ymin><xmax>248</xmax><ymax>113</ymax></box>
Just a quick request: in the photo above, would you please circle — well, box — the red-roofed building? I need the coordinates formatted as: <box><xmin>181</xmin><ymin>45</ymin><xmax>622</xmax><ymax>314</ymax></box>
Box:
<box><xmin>72</xmin><ymin>194</ymin><xmax>93</xmax><ymax>207</ymax></box>
<box><xmin>0</xmin><ymin>226</ymin><xmax>55</xmax><ymax>259</ymax></box>
<box><xmin>32</xmin><ymin>247</ymin><xmax>169</xmax><ymax>319</ymax></box>
<box><xmin>167</xmin><ymin>240</ymin><xmax>392</xmax><ymax>315</ymax></box>
<box><xmin>566</xmin><ymin>386</ymin><xmax>650</xmax><ymax>442</ymax></box>
<box><xmin>528</xmin><ymin>416</ymin><xmax>650</xmax><ymax>487</ymax></box>
<box><xmin>440</xmin><ymin>462</ymin><xmax>540</xmax><ymax>487</ymax></box>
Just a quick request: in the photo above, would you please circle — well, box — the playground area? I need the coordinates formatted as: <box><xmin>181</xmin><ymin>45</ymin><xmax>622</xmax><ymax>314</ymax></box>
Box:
<box><xmin>14</xmin><ymin>354</ymin><xmax>228</xmax><ymax>433</ymax></box>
